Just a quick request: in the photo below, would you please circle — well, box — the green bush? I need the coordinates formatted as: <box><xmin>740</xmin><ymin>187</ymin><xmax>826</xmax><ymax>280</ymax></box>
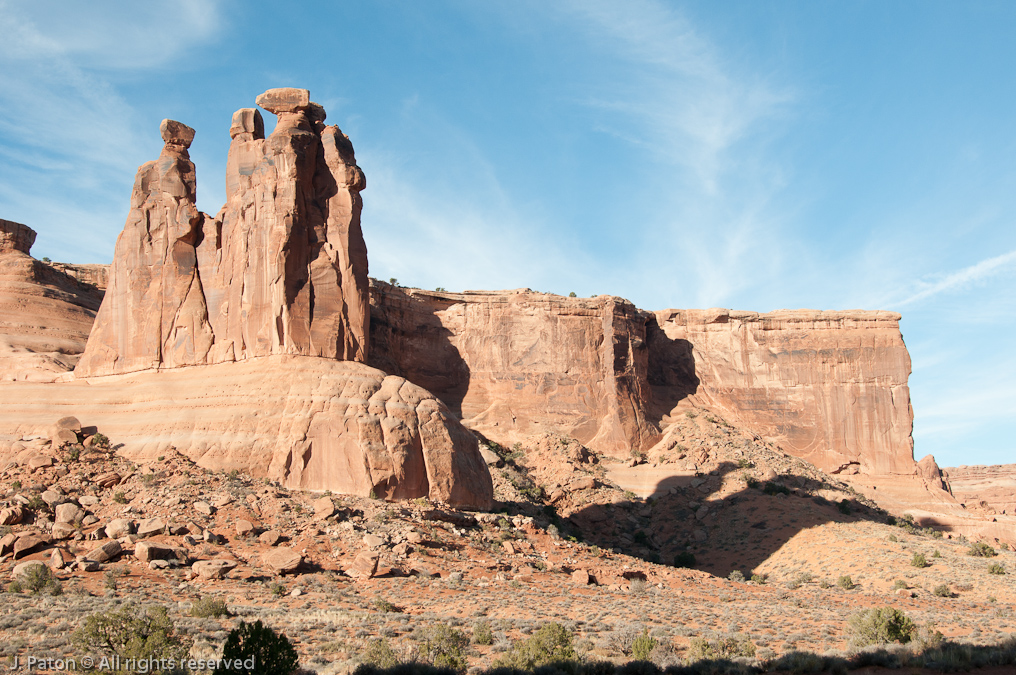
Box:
<box><xmin>630</xmin><ymin>629</ymin><xmax>658</xmax><ymax>661</ymax></box>
<box><xmin>472</xmin><ymin>619</ymin><xmax>493</xmax><ymax>646</ymax></box>
<box><xmin>92</xmin><ymin>432</ymin><xmax>111</xmax><ymax>450</ymax></box>
<box><xmin>837</xmin><ymin>575</ymin><xmax>854</xmax><ymax>590</ymax></box>
<box><xmin>113</xmin><ymin>491</ymin><xmax>128</xmax><ymax>504</ymax></box>
<box><xmin>220</xmin><ymin>620</ymin><xmax>299</xmax><ymax>675</ymax></box>
<box><xmin>932</xmin><ymin>549</ymin><xmax>942</xmax><ymax>558</ymax></box>
<box><xmin>893</xmin><ymin>579</ymin><xmax>908</xmax><ymax>590</ymax></box>
<box><xmin>72</xmin><ymin>605</ymin><xmax>192</xmax><ymax>674</ymax></box>
<box><xmin>988</xmin><ymin>562</ymin><xmax>1006</xmax><ymax>575</ymax></box>
<box><xmin>493</xmin><ymin>622</ymin><xmax>576</xmax><ymax>670</ymax></box>
<box><xmin>968</xmin><ymin>542</ymin><xmax>998</xmax><ymax>558</ymax></box>
<box><xmin>190</xmin><ymin>598</ymin><xmax>229</xmax><ymax>617</ymax></box>
<box><xmin>727</xmin><ymin>570</ymin><xmax>745</xmax><ymax>582</ymax></box>
<box><xmin>763</xmin><ymin>482</ymin><xmax>790</xmax><ymax>496</ymax></box>
<box><xmin>14</xmin><ymin>564</ymin><xmax>62</xmax><ymax>595</ymax></box>
<box><xmin>933</xmin><ymin>584</ymin><xmax>953</xmax><ymax>597</ymax></box>
<box><xmin>911</xmin><ymin>552</ymin><xmax>928</xmax><ymax>568</ymax></box>
<box><xmin>846</xmin><ymin>607</ymin><xmax>916</xmax><ymax>648</ymax></box>
<box><xmin>360</xmin><ymin>638</ymin><xmax>399</xmax><ymax>669</ymax></box>
<box><xmin>687</xmin><ymin>634</ymin><xmax>756</xmax><ymax>661</ymax></box>
<box><xmin>750</xmin><ymin>573</ymin><xmax>767</xmax><ymax>585</ymax></box>
<box><xmin>413</xmin><ymin>624</ymin><xmax>469</xmax><ymax>671</ymax></box>
<box><xmin>672</xmin><ymin>552</ymin><xmax>695</xmax><ymax>568</ymax></box>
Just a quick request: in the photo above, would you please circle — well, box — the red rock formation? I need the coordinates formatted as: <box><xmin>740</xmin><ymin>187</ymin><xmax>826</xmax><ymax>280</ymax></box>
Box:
<box><xmin>370</xmin><ymin>289</ymin><xmax>919</xmax><ymax>478</ymax></box>
<box><xmin>650</xmin><ymin>308</ymin><xmax>915</xmax><ymax>475</ymax></box>
<box><xmin>76</xmin><ymin>88</ymin><xmax>370</xmax><ymax>377</ymax></box>
<box><xmin>369</xmin><ymin>284</ymin><xmax>657</xmax><ymax>458</ymax></box>
<box><xmin>942</xmin><ymin>464</ymin><xmax>1016</xmax><ymax>515</ymax></box>
<box><xmin>0</xmin><ymin>219</ymin><xmax>36</xmax><ymax>254</ymax></box>
<box><xmin>0</xmin><ymin>356</ymin><xmax>492</xmax><ymax>510</ymax></box>
<box><xmin>0</xmin><ymin>220</ymin><xmax>104</xmax><ymax>381</ymax></box>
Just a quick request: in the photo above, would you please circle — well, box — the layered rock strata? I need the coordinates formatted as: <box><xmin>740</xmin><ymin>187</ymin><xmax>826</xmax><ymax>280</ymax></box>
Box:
<box><xmin>650</xmin><ymin>308</ymin><xmax>915</xmax><ymax>475</ymax></box>
<box><xmin>369</xmin><ymin>284</ymin><xmax>657</xmax><ymax>457</ymax></box>
<box><xmin>0</xmin><ymin>220</ymin><xmax>104</xmax><ymax>381</ymax></box>
<box><xmin>76</xmin><ymin>88</ymin><xmax>369</xmax><ymax>377</ymax></box>
<box><xmin>0</xmin><ymin>356</ymin><xmax>492</xmax><ymax>509</ymax></box>
<box><xmin>942</xmin><ymin>464</ymin><xmax>1016</xmax><ymax>515</ymax></box>
<box><xmin>370</xmin><ymin>288</ymin><xmax>919</xmax><ymax>478</ymax></box>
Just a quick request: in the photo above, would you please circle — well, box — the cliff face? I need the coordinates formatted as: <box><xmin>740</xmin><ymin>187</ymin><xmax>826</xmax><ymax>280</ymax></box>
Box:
<box><xmin>369</xmin><ymin>284</ymin><xmax>658</xmax><ymax>458</ymax></box>
<box><xmin>0</xmin><ymin>219</ymin><xmax>104</xmax><ymax>381</ymax></box>
<box><xmin>942</xmin><ymin>464</ymin><xmax>1016</xmax><ymax>515</ymax></box>
<box><xmin>651</xmin><ymin>308</ymin><xmax>915</xmax><ymax>475</ymax></box>
<box><xmin>371</xmin><ymin>290</ymin><xmax>919</xmax><ymax>475</ymax></box>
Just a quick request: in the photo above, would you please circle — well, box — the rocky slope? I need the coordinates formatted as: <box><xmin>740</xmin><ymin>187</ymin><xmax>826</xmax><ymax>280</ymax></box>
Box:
<box><xmin>0</xmin><ymin>219</ymin><xmax>104</xmax><ymax>381</ymax></box>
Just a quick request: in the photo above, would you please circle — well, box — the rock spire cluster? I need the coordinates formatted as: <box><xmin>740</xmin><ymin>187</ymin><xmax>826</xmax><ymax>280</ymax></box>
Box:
<box><xmin>76</xmin><ymin>88</ymin><xmax>370</xmax><ymax>377</ymax></box>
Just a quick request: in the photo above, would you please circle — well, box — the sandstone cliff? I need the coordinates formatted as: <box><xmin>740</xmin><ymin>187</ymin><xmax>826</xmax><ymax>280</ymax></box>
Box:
<box><xmin>0</xmin><ymin>219</ymin><xmax>104</xmax><ymax>381</ymax></box>
<box><xmin>369</xmin><ymin>284</ymin><xmax>658</xmax><ymax>457</ymax></box>
<box><xmin>369</xmin><ymin>286</ymin><xmax>919</xmax><ymax>478</ymax></box>
<box><xmin>650</xmin><ymin>308</ymin><xmax>915</xmax><ymax>475</ymax></box>
<box><xmin>76</xmin><ymin>88</ymin><xmax>370</xmax><ymax>377</ymax></box>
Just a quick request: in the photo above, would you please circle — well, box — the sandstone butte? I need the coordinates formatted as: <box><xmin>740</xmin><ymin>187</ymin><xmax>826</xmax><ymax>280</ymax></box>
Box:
<box><xmin>0</xmin><ymin>89</ymin><xmax>493</xmax><ymax>511</ymax></box>
<box><xmin>0</xmin><ymin>88</ymin><xmax>1008</xmax><ymax>538</ymax></box>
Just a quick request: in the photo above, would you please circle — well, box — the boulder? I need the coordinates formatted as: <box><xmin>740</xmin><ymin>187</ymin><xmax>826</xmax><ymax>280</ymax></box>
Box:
<box><xmin>259</xmin><ymin>530</ymin><xmax>282</xmax><ymax>546</ymax></box>
<box><xmin>13</xmin><ymin>533</ymin><xmax>49</xmax><ymax>559</ymax></box>
<box><xmin>85</xmin><ymin>540</ymin><xmax>122</xmax><ymax>563</ymax></box>
<box><xmin>346</xmin><ymin>551</ymin><xmax>379</xmax><ymax>579</ymax></box>
<box><xmin>192</xmin><ymin>559</ymin><xmax>237</xmax><ymax>580</ymax></box>
<box><xmin>313</xmin><ymin>496</ymin><xmax>336</xmax><ymax>520</ymax></box>
<box><xmin>235</xmin><ymin>520</ymin><xmax>255</xmax><ymax>537</ymax></box>
<box><xmin>0</xmin><ymin>506</ymin><xmax>24</xmax><ymax>526</ymax></box>
<box><xmin>54</xmin><ymin>503</ymin><xmax>82</xmax><ymax>524</ymax></box>
<box><xmin>28</xmin><ymin>455</ymin><xmax>55</xmax><ymax>469</ymax></box>
<box><xmin>362</xmin><ymin>533</ymin><xmax>385</xmax><ymax>548</ymax></box>
<box><xmin>572</xmin><ymin>569</ymin><xmax>591</xmax><ymax>585</ymax></box>
<box><xmin>194</xmin><ymin>502</ymin><xmax>213</xmax><ymax>517</ymax></box>
<box><xmin>94</xmin><ymin>472</ymin><xmax>122</xmax><ymax>488</ymax></box>
<box><xmin>262</xmin><ymin>547</ymin><xmax>302</xmax><ymax>574</ymax></box>
<box><xmin>51</xmin><ymin>522</ymin><xmax>76</xmax><ymax>540</ymax></box>
<box><xmin>134</xmin><ymin>541</ymin><xmax>187</xmax><ymax>564</ymax></box>
<box><xmin>105</xmin><ymin>519</ymin><xmax>133</xmax><ymax>539</ymax></box>
<box><xmin>136</xmin><ymin>518</ymin><xmax>167</xmax><ymax>538</ymax></box>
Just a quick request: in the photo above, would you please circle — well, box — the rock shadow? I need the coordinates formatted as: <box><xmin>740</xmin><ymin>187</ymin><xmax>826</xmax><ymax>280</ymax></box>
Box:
<box><xmin>645</xmin><ymin>316</ymin><xmax>699</xmax><ymax>427</ymax></box>
<box><xmin>566</xmin><ymin>460</ymin><xmax>895</xmax><ymax>579</ymax></box>
<box><xmin>367</xmin><ymin>283</ymin><xmax>471</xmax><ymax>418</ymax></box>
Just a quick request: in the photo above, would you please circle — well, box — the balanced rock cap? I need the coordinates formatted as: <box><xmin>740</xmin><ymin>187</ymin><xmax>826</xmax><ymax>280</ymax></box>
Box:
<box><xmin>256</xmin><ymin>87</ymin><xmax>310</xmax><ymax>114</ymax></box>
<box><xmin>229</xmin><ymin>108</ymin><xmax>265</xmax><ymax>140</ymax></box>
<box><xmin>160</xmin><ymin>119</ymin><xmax>195</xmax><ymax>148</ymax></box>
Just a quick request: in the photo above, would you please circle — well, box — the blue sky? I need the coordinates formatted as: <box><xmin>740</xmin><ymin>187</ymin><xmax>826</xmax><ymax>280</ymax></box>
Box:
<box><xmin>1</xmin><ymin>0</ymin><xmax>1013</xmax><ymax>468</ymax></box>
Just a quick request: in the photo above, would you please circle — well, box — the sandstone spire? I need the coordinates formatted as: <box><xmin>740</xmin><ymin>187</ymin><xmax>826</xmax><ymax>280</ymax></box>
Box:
<box><xmin>76</xmin><ymin>88</ymin><xmax>370</xmax><ymax>376</ymax></box>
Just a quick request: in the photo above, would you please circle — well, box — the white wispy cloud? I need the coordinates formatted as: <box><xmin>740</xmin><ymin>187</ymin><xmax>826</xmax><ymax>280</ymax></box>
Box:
<box><xmin>0</xmin><ymin>0</ymin><xmax>222</xmax><ymax>260</ymax></box>
<box><xmin>894</xmin><ymin>248</ymin><xmax>1016</xmax><ymax>307</ymax></box>
<box><xmin>546</xmin><ymin>0</ymin><xmax>797</xmax><ymax>309</ymax></box>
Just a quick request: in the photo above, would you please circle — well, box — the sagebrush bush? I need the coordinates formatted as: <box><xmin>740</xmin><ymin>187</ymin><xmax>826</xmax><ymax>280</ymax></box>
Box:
<box><xmin>911</xmin><ymin>552</ymin><xmax>928</xmax><ymax>568</ymax></box>
<box><xmin>988</xmin><ymin>562</ymin><xmax>1006</xmax><ymax>575</ymax></box>
<box><xmin>846</xmin><ymin>607</ymin><xmax>916</xmax><ymax>648</ymax></box>
<box><xmin>190</xmin><ymin>597</ymin><xmax>229</xmax><ymax>617</ymax></box>
<box><xmin>73</xmin><ymin>604</ymin><xmax>192</xmax><ymax>673</ymax></box>
<box><xmin>414</xmin><ymin>624</ymin><xmax>469</xmax><ymax>671</ymax></box>
<box><xmin>968</xmin><ymin>542</ymin><xmax>998</xmax><ymax>558</ymax></box>
<box><xmin>686</xmin><ymin>634</ymin><xmax>756</xmax><ymax>661</ymax></box>
<box><xmin>360</xmin><ymin>638</ymin><xmax>399</xmax><ymax>669</ymax></box>
<box><xmin>933</xmin><ymin>584</ymin><xmax>953</xmax><ymax>597</ymax></box>
<box><xmin>837</xmin><ymin>575</ymin><xmax>854</xmax><ymax>590</ymax></box>
<box><xmin>493</xmin><ymin>622</ymin><xmax>576</xmax><ymax>670</ymax></box>
<box><xmin>472</xmin><ymin>619</ymin><xmax>493</xmax><ymax>646</ymax></box>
